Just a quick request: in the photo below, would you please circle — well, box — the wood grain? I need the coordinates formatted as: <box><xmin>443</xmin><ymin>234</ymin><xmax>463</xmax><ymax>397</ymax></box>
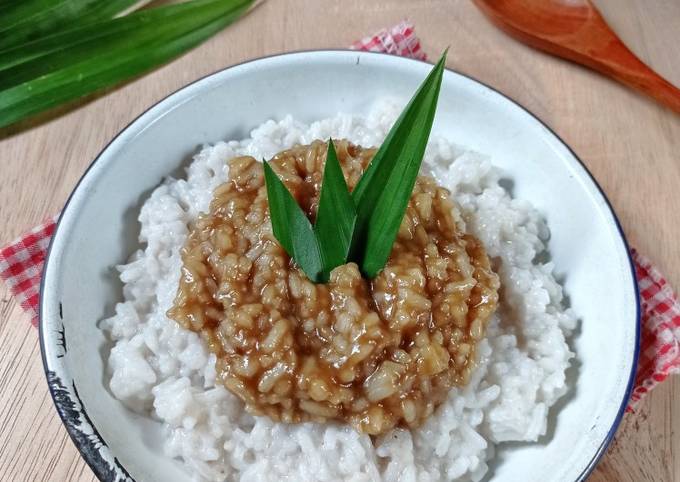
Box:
<box><xmin>0</xmin><ymin>0</ymin><xmax>678</xmax><ymax>481</ymax></box>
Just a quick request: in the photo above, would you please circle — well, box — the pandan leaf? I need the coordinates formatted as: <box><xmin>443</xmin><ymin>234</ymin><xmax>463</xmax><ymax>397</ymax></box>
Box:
<box><xmin>351</xmin><ymin>51</ymin><xmax>447</xmax><ymax>278</ymax></box>
<box><xmin>264</xmin><ymin>161</ymin><xmax>324</xmax><ymax>282</ymax></box>
<box><xmin>314</xmin><ymin>140</ymin><xmax>357</xmax><ymax>280</ymax></box>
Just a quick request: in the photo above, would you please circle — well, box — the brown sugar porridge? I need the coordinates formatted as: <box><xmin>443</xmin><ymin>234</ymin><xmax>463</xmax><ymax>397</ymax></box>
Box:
<box><xmin>167</xmin><ymin>139</ymin><xmax>500</xmax><ymax>435</ymax></box>
<box><xmin>103</xmin><ymin>107</ymin><xmax>578</xmax><ymax>481</ymax></box>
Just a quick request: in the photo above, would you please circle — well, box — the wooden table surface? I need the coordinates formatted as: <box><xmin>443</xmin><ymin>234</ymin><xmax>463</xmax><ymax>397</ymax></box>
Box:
<box><xmin>1</xmin><ymin>1</ymin><xmax>678</xmax><ymax>481</ymax></box>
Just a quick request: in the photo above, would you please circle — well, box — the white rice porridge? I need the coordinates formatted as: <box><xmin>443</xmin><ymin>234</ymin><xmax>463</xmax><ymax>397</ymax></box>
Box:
<box><xmin>101</xmin><ymin>102</ymin><xmax>577</xmax><ymax>482</ymax></box>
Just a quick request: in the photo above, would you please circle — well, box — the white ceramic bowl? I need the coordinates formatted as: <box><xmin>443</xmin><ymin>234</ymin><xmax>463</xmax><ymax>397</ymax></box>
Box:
<box><xmin>40</xmin><ymin>50</ymin><xmax>639</xmax><ymax>482</ymax></box>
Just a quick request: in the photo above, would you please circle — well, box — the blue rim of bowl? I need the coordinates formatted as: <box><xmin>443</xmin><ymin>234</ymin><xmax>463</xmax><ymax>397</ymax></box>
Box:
<box><xmin>39</xmin><ymin>49</ymin><xmax>641</xmax><ymax>482</ymax></box>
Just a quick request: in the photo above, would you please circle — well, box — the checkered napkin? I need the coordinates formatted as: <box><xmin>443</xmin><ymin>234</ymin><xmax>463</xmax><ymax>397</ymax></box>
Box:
<box><xmin>1</xmin><ymin>22</ymin><xmax>678</xmax><ymax>411</ymax></box>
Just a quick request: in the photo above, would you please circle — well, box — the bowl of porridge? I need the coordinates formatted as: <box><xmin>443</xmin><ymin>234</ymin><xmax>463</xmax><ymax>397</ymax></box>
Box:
<box><xmin>39</xmin><ymin>50</ymin><xmax>639</xmax><ymax>482</ymax></box>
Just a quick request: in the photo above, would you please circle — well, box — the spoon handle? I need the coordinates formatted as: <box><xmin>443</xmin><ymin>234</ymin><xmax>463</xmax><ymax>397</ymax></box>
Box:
<box><xmin>473</xmin><ymin>0</ymin><xmax>680</xmax><ymax>113</ymax></box>
<box><xmin>547</xmin><ymin>12</ymin><xmax>680</xmax><ymax>114</ymax></box>
<box><xmin>580</xmin><ymin>38</ymin><xmax>680</xmax><ymax>114</ymax></box>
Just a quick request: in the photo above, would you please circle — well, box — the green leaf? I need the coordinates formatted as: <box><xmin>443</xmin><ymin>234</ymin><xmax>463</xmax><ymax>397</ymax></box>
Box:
<box><xmin>350</xmin><ymin>51</ymin><xmax>447</xmax><ymax>278</ymax></box>
<box><xmin>263</xmin><ymin>55</ymin><xmax>447</xmax><ymax>284</ymax></box>
<box><xmin>263</xmin><ymin>161</ymin><xmax>324</xmax><ymax>283</ymax></box>
<box><xmin>0</xmin><ymin>5</ymin><xmax>166</xmax><ymax>82</ymax></box>
<box><xmin>0</xmin><ymin>0</ymin><xmax>253</xmax><ymax>129</ymax></box>
<box><xmin>0</xmin><ymin>0</ymin><xmax>139</xmax><ymax>50</ymax></box>
<box><xmin>0</xmin><ymin>0</ymin><xmax>243</xmax><ymax>90</ymax></box>
<box><xmin>314</xmin><ymin>140</ymin><xmax>357</xmax><ymax>281</ymax></box>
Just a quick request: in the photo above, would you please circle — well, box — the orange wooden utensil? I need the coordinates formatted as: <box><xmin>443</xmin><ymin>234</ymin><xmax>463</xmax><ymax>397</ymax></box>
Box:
<box><xmin>472</xmin><ymin>0</ymin><xmax>680</xmax><ymax>113</ymax></box>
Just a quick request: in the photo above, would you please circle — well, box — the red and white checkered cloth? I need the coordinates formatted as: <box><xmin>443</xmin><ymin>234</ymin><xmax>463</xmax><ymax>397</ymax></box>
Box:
<box><xmin>628</xmin><ymin>249</ymin><xmax>680</xmax><ymax>409</ymax></box>
<box><xmin>1</xmin><ymin>218</ymin><xmax>56</xmax><ymax>327</ymax></box>
<box><xmin>1</xmin><ymin>21</ymin><xmax>678</xmax><ymax>412</ymax></box>
<box><xmin>350</xmin><ymin>21</ymin><xmax>427</xmax><ymax>60</ymax></box>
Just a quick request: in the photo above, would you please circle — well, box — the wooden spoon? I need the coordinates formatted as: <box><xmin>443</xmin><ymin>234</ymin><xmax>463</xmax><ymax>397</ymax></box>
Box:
<box><xmin>472</xmin><ymin>0</ymin><xmax>680</xmax><ymax>113</ymax></box>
